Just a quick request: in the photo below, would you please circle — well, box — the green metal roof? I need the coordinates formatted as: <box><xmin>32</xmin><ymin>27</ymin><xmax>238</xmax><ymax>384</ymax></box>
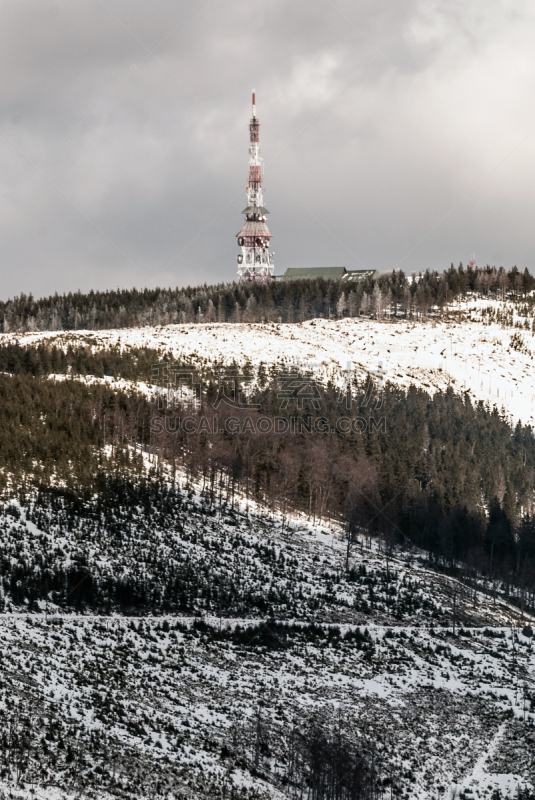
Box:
<box><xmin>283</xmin><ymin>267</ymin><xmax>347</xmax><ymax>281</ymax></box>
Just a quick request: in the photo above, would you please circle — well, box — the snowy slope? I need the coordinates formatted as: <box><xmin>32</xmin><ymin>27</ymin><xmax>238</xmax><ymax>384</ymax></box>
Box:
<box><xmin>1</xmin><ymin>302</ymin><xmax>535</xmax><ymax>798</ymax></box>
<box><xmin>1</xmin><ymin>481</ymin><xmax>535</xmax><ymax>800</ymax></box>
<box><xmin>3</xmin><ymin>300</ymin><xmax>534</xmax><ymax>426</ymax></box>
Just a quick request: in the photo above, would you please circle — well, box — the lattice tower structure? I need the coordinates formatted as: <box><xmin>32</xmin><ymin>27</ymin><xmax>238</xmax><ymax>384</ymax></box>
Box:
<box><xmin>236</xmin><ymin>92</ymin><xmax>274</xmax><ymax>281</ymax></box>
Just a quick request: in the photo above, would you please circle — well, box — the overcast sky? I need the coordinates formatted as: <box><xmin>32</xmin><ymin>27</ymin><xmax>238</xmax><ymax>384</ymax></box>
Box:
<box><xmin>1</xmin><ymin>0</ymin><xmax>535</xmax><ymax>299</ymax></box>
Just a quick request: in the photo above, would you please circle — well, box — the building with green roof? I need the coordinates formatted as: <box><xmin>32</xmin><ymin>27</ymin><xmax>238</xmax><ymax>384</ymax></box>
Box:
<box><xmin>282</xmin><ymin>267</ymin><xmax>347</xmax><ymax>282</ymax></box>
<box><xmin>282</xmin><ymin>267</ymin><xmax>379</xmax><ymax>282</ymax></box>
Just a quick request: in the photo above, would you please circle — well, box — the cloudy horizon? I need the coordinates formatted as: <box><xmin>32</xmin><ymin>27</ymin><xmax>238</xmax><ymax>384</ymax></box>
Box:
<box><xmin>1</xmin><ymin>0</ymin><xmax>534</xmax><ymax>300</ymax></box>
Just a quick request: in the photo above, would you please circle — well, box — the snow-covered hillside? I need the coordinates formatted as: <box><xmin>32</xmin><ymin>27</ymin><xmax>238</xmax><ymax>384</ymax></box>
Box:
<box><xmin>2</xmin><ymin>303</ymin><xmax>535</xmax><ymax>799</ymax></box>
<box><xmin>1</xmin><ymin>481</ymin><xmax>535</xmax><ymax>800</ymax></box>
<box><xmin>4</xmin><ymin>302</ymin><xmax>534</xmax><ymax>426</ymax></box>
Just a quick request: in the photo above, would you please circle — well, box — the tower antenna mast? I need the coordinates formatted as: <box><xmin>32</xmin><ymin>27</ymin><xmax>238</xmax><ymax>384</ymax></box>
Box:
<box><xmin>236</xmin><ymin>91</ymin><xmax>274</xmax><ymax>282</ymax></box>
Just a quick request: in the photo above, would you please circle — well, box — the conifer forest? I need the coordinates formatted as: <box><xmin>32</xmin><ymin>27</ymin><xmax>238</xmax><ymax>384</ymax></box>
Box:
<box><xmin>1</xmin><ymin>272</ymin><xmax>535</xmax><ymax>799</ymax></box>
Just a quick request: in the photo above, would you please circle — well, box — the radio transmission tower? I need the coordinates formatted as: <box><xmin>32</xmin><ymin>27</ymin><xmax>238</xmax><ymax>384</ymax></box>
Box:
<box><xmin>236</xmin><ymin>92</ymin><xmax>274</xmax><ymax>282</ymax></box>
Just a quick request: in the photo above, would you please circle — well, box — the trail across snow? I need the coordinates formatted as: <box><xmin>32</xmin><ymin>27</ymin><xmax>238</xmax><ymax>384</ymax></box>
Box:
<box><xmin>457</xmin><ymin>722</ymin><xmax>526</xmax><ymax>800</ymax></box>
<box><xmin>5</xmin><ymin>311</ymin><xmax>535</xmax><ymax>426</ymax></box>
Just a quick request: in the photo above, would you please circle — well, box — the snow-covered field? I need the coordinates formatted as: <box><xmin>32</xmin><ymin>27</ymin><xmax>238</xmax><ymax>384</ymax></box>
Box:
<box><xmin>2</xmin><ymin>301</ymin><xmax>535</xmax><ymax>798</ymax></box>
<box><xmin>4</xmin><ymin>300</ymin><xmax>534</xmax><ymax>426</ymax></box>
<box><xmin>1</xmin><ymin>481</ymin><xmax>535</xmax><ymax>800</ymax></box>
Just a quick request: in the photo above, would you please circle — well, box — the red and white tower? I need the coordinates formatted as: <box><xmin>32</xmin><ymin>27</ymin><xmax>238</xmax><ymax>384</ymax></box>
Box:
<box><xmin>236</xmin><ymin>91</ymin><xmax>274</xmax><ymax>281</ymax></box>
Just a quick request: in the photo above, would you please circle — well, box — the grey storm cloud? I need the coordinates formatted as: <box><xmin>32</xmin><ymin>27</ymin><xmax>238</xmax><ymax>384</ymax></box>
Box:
<box><xmin>0</xmin><ymin>0</ymin><xmax>534</xmax><ymax>299</ymax></box>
